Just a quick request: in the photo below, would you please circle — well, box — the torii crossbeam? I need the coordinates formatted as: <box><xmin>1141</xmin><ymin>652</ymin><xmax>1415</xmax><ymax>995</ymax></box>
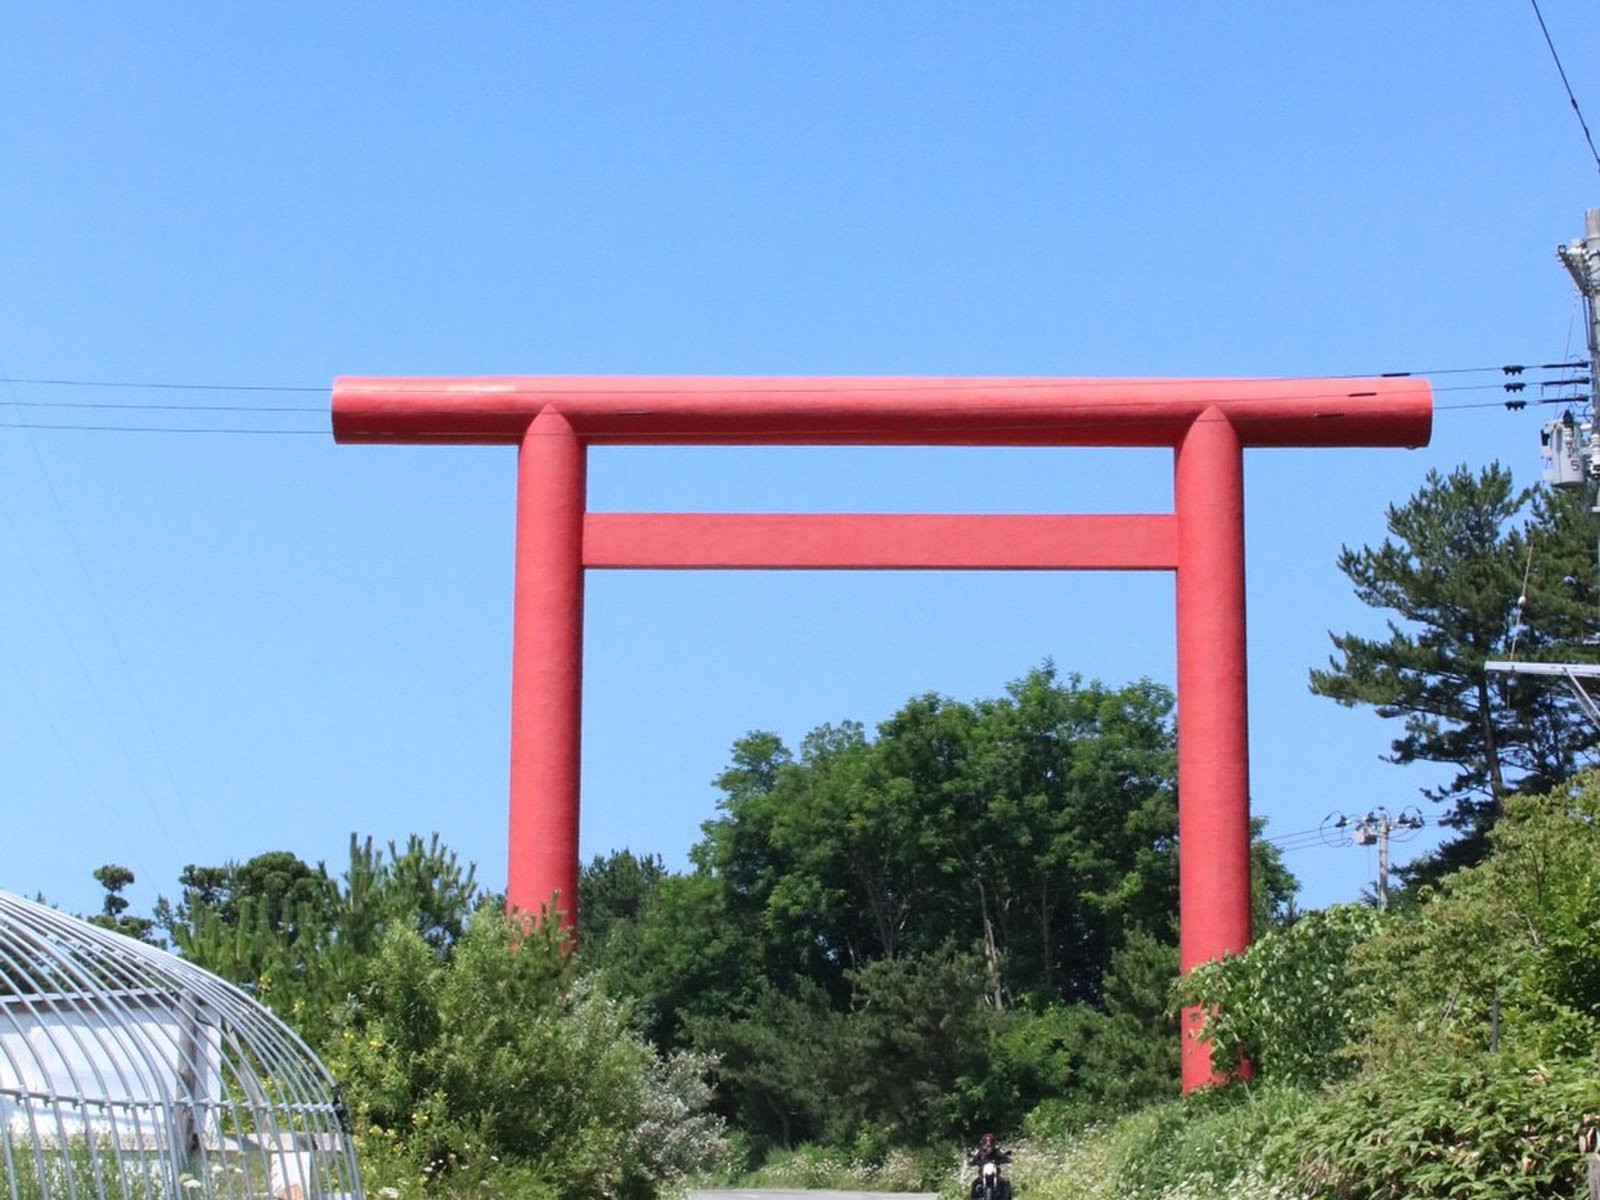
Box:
<box><xmin>333</xmin><ymin>374</ymin><xmax>1431</xmax><ymax>1090</ymax></box>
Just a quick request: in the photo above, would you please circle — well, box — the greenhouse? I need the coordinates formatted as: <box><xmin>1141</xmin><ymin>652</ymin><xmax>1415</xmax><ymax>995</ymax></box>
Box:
<box><xmin>0</xmin><ymin>890</ymin><xmax>362</xmax><ymax>1200</ymax></box>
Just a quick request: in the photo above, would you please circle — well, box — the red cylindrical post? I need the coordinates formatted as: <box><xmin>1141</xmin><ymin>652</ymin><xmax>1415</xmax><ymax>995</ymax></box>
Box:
<box><xmin>507</xmin><ymin>408</ymin><xmax>587</xmax><ymax>929</ymax></box>
<box><xmin>1174</xmin><ymin>408</ymin><xmax>1253</xmax><ymax>1091</ymax></box>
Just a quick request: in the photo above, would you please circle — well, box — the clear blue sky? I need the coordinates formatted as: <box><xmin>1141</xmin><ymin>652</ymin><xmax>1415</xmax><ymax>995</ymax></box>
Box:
<box><xmin>2</xmin><ymin>4</ymin><xmax>1596</xmax><ymax>921</ymax></box>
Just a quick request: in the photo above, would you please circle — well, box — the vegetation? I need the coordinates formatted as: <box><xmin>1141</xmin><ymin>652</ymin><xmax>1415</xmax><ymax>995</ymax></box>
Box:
<box><xmin>65</xmin><ymin>469</ymin><xmax>1600</xmax><ymax>1198</ymax></box>
<box><xmin>579</xmin><ymin>666</ymin><xmax>1294</xmax><ymax>1156</ymax></box>
<box><xmin>87</xmin><ymin>862</ymin><xmax>157</xmax><ymax>941</ymax></box>
<box><xmin>1311</xmin><ymin>464</ymin><xmax>1599</xmax><ymax>878</ymax></box>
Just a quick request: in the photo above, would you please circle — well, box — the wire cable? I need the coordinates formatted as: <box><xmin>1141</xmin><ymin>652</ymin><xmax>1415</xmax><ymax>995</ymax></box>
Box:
<box><xmin>0</xmin><ymin>360</ymin><xmax>1580</xmax><ymax>435</ymax></box>
<box><xmin>0</xmin><ymin>422</ymin><xmax>325</xmax><ymax>436</ymax></box>
<box><xmin>1529</xmin><ymin>0</ymin><xmax>1600</xmax><ymax>175</ymax></box>
<box><xmin>0</xmin><ymin>361</ymin><xmax>1586</xmax><ymax>394</ymax></box>
<box><xmin>0</xmin><ymin>376</ymin><xmax>326</xmax><ymax>394</ymax></box>
<box><xmin>12</xmin><ymin>429</ymin><xmax>205</xmax><ymax>841</ymax></box>
<box><xmin>0</xmin><ymin>399</ymin><xmax>324</xmax><ymax>414</ymax></box>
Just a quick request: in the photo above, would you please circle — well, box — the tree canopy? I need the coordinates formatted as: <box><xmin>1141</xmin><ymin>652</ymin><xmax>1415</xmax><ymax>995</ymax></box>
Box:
<box><xmin>1311</xmin><ymin>463</ymin><xmax>1600</xmax><ymax>876</ymax></box>
<box><xmin>584</xmin><ymin>664</ymin><xmax>1296</xmax><ymax>1150</ymax></box>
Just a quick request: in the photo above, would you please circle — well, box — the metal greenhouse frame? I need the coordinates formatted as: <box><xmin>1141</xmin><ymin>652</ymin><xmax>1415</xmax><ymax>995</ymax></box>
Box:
<box><xmin>0</xmin><ymin>890</ymin><xmax>363</xmax><ymax>1200</ymax></box>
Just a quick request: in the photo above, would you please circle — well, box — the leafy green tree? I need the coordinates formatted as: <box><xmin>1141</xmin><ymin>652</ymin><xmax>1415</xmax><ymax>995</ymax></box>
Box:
<box><xmin>694</xmin><ymin>666</ymin><xmax>1189</xmax><ymax>1010</ymax></box>
<box><xmin>1356</xmin><ymin>775</ymin><xmax>1600</xmax><ymax>1064</ymax></box>
<box><xmin>685</xmin><ymin>980</ymin><xmax>840</xmax><ymax>1150</ymax></box>
<box><xmin>1179</xmin><ymin>774</ymin><xmax>1600</xmax><ymax>1197</ymax></box>
<box><xmin>589</xmin><ymin>869</ymin><xmax>769</xmax><ymax>1049</ymax></box>
<box><xmin>335</xmin><ymin>833</ymin><xmax>481</xmax><ymax>959</ymax></box>
<box><xmin>974</xmin><ymin>671</ymin><xmax>1182</xmax><ymax>1002</ymax></box>
<box><xmin>1068</xmin><ymin>927</ymin><xmax>1181</xmax><ymax>1113</ymax></box>
<box><xmin>579</xmin><ymin>848</ymin><xmax>666</xmax><ymax>952</ymax></box>
<box><xmin>1265</xmin><ymin>1052</ymin><xmax>1600</xmax><ymax>1200</ymax></box>
<box><xmin>87</xmin><ymin>864</ymin><xmax>157</xmax><ymax>943</ymax></box>
<box><xmin>837</xmin><ymin>948</ymin><xmax>997</xmax><ymax>1144</ymax></box>
<box><xmin>155</xmin><ymin>850</ymin><xmax>336</xmax><ymax>955</ymax></box>
<box><xmin>1180</xmin><ymin>903</ymin><xmax>1381</xmax><ymax>1087</ymax></box>
<box><xmin>1311</xmin><ymin>464</ymin><xmax>1600</xmax><ymax>876</ymax></box>
<box><xmin>329</xmin><ymin>910</ymin><xmax>726</xmax><ymax>1200</ymax></box>
<box><xmin>591</xmin><ymin>665</ymin><xmax>1297</xmax><ymax>1153</ymax></box>
<box><xmin>159</xmin><ymin>835</ymin><xmax>487</xmax><ymax>1048</ymax></box>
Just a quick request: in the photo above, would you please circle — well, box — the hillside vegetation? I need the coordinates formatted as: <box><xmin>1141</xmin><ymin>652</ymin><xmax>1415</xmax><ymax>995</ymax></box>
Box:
<box><xmin>98</xmin><ymin>738</ymin><xmax>1600</xmax><ymax>1198</ymax></box>
<box><xmin>84</xmin><ymin>468</ymin><xmax>1600</xmax><ymax>1198</ymax></box>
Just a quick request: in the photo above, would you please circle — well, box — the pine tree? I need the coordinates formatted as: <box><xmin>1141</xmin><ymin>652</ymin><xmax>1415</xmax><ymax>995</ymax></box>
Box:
<box><xmin>1311</xmin><ymin>463</ymin><xmax>1600</xmax><ymax>877</ymax></box>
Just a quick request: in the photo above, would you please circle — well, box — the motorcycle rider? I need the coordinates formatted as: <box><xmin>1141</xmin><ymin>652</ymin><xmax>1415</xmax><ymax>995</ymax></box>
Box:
<box><xmin>968</xmin><ymin>1132</ymin><xmax>1012</xmax><ymax>1200</ymax></box>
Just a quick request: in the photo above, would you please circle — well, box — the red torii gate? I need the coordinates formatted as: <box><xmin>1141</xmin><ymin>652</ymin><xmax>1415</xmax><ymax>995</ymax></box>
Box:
<box><xmin>332</xmin><ymin>374</ymin><xmax>1431</xmax><ymax>1090</ymax></box>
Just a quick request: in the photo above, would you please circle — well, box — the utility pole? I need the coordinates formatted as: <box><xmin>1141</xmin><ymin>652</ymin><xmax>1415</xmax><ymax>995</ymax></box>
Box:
<box><xmin>1557</xmin><ymin>208</ymin><xmax>1600</xmax><ymax>402</ymax></box>
<box><xmin>1324</xmin><ymin>808</ymin><xmax>1425</xmax><ymax>908</ymax></box>
<box><xmin>1557</xmin><ymin>208</ymin><xmax>1600</xmax><ymax>619</ymax></box>
<box><xmin>1491</xmin><ymin>209</ymin><xmax>1600</xmax><ymax>722</ymax></box>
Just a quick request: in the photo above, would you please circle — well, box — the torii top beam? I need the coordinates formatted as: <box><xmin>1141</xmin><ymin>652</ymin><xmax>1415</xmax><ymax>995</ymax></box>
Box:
<box><xmin>332</xmin><ymin>375</ymin><xmax>1431</xmax><ymax>449</ymax></box>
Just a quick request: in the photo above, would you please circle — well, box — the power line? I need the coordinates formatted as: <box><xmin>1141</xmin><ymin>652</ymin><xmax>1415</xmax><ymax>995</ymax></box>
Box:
<box><xmin>0</xmin><ymin>399</ymin><xmax>324</xmax><ymax>414</ymax></box>
<box><xmin>1528</xmin><ymin>0</ymin><xmax>1600</xmax><ymax>175</ymax></box>
<box><xmin>0</xmin><ymin>376</ymin><xmax>326</xmax><ymax>394</ymax></box>
<box><xmin>0</xmin><ymin>362</ymin><xmax>1586</xmax><ymax>395</ymax></box>
<box><xmin>0</xmin><ymin>361</ymin><xmax>1579</xmax><ymax>436</ymax></box>
<box><xmin>0</xmin><ymin>422</ymin><xmax>325</xmax><ymax>436</ymax></box>
<box><xmin>1</xmin><ymin>437</ymin><xmax>203</xmax><ymax>849</ymax></box>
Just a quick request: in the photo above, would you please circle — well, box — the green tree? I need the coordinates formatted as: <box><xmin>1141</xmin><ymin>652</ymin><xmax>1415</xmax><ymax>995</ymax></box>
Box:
<box><xmin>160</xmin><ymin>835</ymin><xmax>487</xmax><ymax>1047</ymax></box>
<box><xmin>1311</xmin><ymin>464</ymin><xmax>1600</xmax><ymax>876</ymax></box>
<box><xmin>328</xmin><ymin>910</ymin><xmax>726</xmax><ymax>1200</ymax></box>
<box><xmin>1179</xmin><ymin>903</ymin><xmax>1381</xmax><ymax>1087</ymax></box>
<box><xmin>684</xmin><ymin>980</ymin><xmax>840</xmax><ymax>1150</ymax></box>
<box><xmin>589</xmin><ymin>869</ymin><xmax>768</xmax><ymax>1049</ymax></box>
<box><xmin>693</xmin><ymin>666</ymin><xmax>1190</xmax><ymax>1010</ymax></box>
<box><xmin>1068</xmin><ymin>927</ymin><xmax>1181</xmax><ymax>1114</ymax></box>
<box><xmin>1356</xmin><ymin>774</ymin><xmax>1600</xmax><ymax>1064</ymax></box>
<box><xmin>155</xmin><ymin>850</ymin><xmax>336</xmax><ymax>952</ymax></box>
<box><xmin>579</xmin><ymin>848</ymin><xmax>666</xmax><ymax>952</ymax></box>
<box><xmin>87</xmin><ymin>864</ymin><xmax>157</xmax><ymax>943</ymax></box>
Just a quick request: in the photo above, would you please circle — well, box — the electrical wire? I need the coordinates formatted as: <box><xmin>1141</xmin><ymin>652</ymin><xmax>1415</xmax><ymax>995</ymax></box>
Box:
<box><xmin>0</xmin><ymin>361</ymin><xmax>1585</xmax><ymax>394</ymax></box>
<box><xmin>0</xmin><ymin>495</ymin><xmax>182</xmax><ymax>857</ymax></box>
<box><xmin>1262</xmin><ymin>812</ymin><xmax>1440</xmax><ymax>854</ymax></box>
<box><xmin>0</xmin><ymin>361</ymin><xmax>1580</xmax><ymax>436</ymax></box>
<box><xmin>0</xmin><ymin>422</ymin><xmax>325</xmax><ymax>436</ymax></box>
<box><xmin>1507</xmin><ymin>533</ymin><xmax>1539</xmax><ymax>662</ymax></box>
<box><xmin>0</xmin><ymin>376</ymin><xmax>326</xmax><ymax>394</ymax></box>
<box><xmin>12</xmin><ymin>430</ymin><xmax>205</xmax><ymax>842</ymax></box>
<box><xmin>0</xmin><ymin>399</ymin><xmax>324</xmax><ymax>414</ymax></box>
<box><xmin>1529</xmin><ymin>0</ymin><xmax>1600</xmax><ymax>175</ymax></box>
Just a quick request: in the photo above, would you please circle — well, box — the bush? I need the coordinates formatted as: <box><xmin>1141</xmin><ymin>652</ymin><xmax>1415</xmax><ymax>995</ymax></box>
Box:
<box><xmin>740</xmin><ymin>1141</ymin><xmax>957</xmax><ymax>1194</ymax></box>
<box><xmin>328</xmin><ymin>911</ymin><xmax>727</xmax><ymax>1199</ymax></box>
<box><xmin>1357</xmin><ymin>783</ymin><xmax>1600</xmax><ymax>1065</ymax></box>
<box><xmin>1267</xmin><ymin>1051</ymin><xmax>1600</xmax><ymax>1199</ymax></box>
<box><xmin>1179</xmin><ymin>904</ymin><xmax>1380</xmax><ymax>1087</ymax></box>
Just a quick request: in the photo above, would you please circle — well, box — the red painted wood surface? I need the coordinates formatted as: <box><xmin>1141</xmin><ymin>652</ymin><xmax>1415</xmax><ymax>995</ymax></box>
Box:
<box><xmin>582</xmin><ymin>513</ymin><xmax>1178</xmax><ymax>571</ymax></box>
<box><xmin>508</xmin><ymin>412</ymin><xmax>586</xmax><ymax>930</ymax></box>
<box><xmin>1174</xmin><ymin>409</ymin><xmax>1253</xmax><ymax>1091</ymax></box>
<box><xmin>333</xmin><ymin>375</ymin><xmax>1431</xmax><ymax>449</ymax></box>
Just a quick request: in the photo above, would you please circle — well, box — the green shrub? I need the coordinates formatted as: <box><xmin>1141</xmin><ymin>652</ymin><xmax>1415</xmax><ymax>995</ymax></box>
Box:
<box><xmin>1267</xmin><ymin>1051</ymin><xmax>1600</xmax><ymax>1200</ymax></box>
<box><xmin>740</xmin><ymin>1141</ymin><xmax>956</xmax><ymax>1193</ymax></box>
<box><xmin>1179</xmin><ymin>904</ymin><xmax>1380</xmax><ymax>1087</ymax></box>
<box><xmin>327</xmin><ymin>910</ymin><xmax>727</xmax><ymax>1199</ymax></box>
<box><xmin>1357</xmin><ymin>783</ymin><xmax>1600</xmax><ymax>1066</ymax></box>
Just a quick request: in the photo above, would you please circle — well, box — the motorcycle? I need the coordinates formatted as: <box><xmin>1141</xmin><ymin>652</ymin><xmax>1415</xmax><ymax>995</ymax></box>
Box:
<box><xmin>971</xmin><ymin>1155</ymin><xmax>1012</xmax><ymax>1200</ymax></box>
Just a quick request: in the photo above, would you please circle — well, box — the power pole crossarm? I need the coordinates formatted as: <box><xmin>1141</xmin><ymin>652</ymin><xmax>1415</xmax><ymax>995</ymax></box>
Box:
<box><xmin>1486</xmin><ymin>660</ymin><xmax>1600</xmax><ymax>727</ymax></box>
<box><xmin>1544</xmin><ymin>210</ymin><xmax>1600</xmax><ymax>631</ymax></box>
<box><xmin>1557</xmin><ymin>209</ymin><xmax>1600</xmax><ymax>371</ymax></box>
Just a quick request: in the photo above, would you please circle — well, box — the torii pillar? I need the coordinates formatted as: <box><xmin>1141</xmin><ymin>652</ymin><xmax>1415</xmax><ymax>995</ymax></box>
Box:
<box><xmin>333</xmin><ymin>375</ymin><xmax>1431</xmax><ymax>1090</ymax></box>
